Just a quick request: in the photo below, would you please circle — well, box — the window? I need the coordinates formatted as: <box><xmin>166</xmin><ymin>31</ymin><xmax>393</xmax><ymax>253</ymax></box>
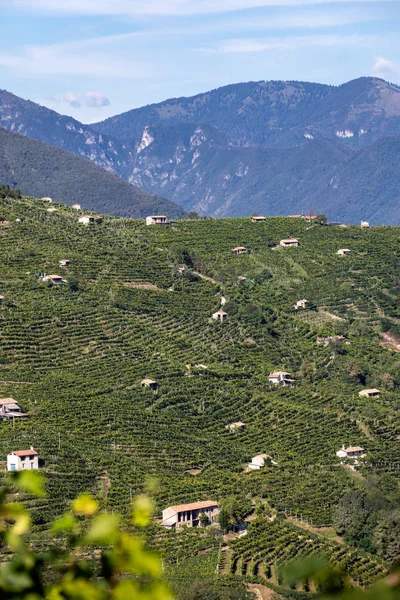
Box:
<box><xmin>31</xmin><ymin>462</ymin><xmax>34</xmax><ymax>469</ymax></box>
<box><xmin>10</xmin><ymin>464</ymin><xmax>16</xmax><ymax>471</ymax></box>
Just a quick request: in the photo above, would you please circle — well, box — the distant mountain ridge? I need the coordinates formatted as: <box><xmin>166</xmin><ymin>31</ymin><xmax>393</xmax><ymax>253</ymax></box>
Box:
<box><xmin>0</xmin><ymin>127</ymin><xmax>185</xmax><ymax>219</ymax></box>
<box><xmin>1</xmin><ymin>77</ymin><xmax>400</xmax><ymax>223</ymax></box>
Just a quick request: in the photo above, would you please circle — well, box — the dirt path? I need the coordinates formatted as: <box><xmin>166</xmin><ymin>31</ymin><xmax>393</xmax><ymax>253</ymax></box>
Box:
<box><xmin>247</xmin><ymin>583</ymin><xmax>275</xmax><ymax>600</ymax></box>
<box><xmin>193</xmin><ymin>271</ymin><xmax>220</xmax><ymax>285</ymax></box>
<box><xmin>381</xmin><ymin>332</ymin><xmax>400</xmax><ymax>352</ymax></box>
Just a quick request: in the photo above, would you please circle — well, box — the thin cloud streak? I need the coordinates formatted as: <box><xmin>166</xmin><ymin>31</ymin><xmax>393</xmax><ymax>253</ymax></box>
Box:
<box><xmin>7</xmin><ymin>0</ymin><xmax>400</xmax><ymax>16</ymax></box>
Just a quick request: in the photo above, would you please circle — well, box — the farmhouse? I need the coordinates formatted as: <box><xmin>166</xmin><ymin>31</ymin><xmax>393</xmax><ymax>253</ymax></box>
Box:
<box><xmin>0</xmin><ymin>398</ymin><xmax>28</xmax><ymax>420</ymax></box>
<box><xmin>361</xmin><ymin>221</ymin><xmax>370</xmax><ymax>229</ymax></box>
<box><xmin>141</xmin><ymin>378</ymin><xmax>158</xmax><ymax>391</ymax></box>
<box><xmin>42</xmin><ymin>274</ymin><xmax>66</xmax><ymax>285</ymax></box>
<box><xmin>59</xmin><ymin>260</ymin><xmax>70</xmax><ymax>267</ymax></box>
<box><xmin>72</xmin><ymin>204</ymin><xmax>81</xmax><ymax>210</ymax></box>
<box><xmin>146</xmin><ymin>215</ymin><xmax>168</xmax><ymax>226</ymax></box>
<box><xmin>212</xmin><ymin>310</ymin><xmax>228</xmax><ymax>322</ymax></box>
<box><xmin>337</xmin><ymin>249</ymin><xmax>351</xmax><ymax>256</ymax></box>
<box><xmin>41</xmin><ymin>197</ymin><xmax>52</xmax><ymax>202</ymax></box>
<box><xmin>268</xmin><ymin>371</ymin><xmax>294</xmax><ymax>386</ymax></box>
<box><xmin>7</xmin><ymin>447</ymin><xmax>39</xmax><ymax>471</ymax></box>
<box><xmin>248</xmin><ymin>454</ymin><xmax>268</xmax><ymax>470</ymax></box>
<box><xmin>294</xmin><ymin>299</ymin><xmax>309</xmax><ymax>310</ymax></box>
<box><xmin>162</xmin><ymin>500</ymin><xmax>219</xmax><ymax>528</ymax></box>
<box><xmin>359</xmin><ymin>388</ymin><xmax>380</xmax><ymax>398</ymax></box>
<box><xmin>225</xmin><ymin>422</ymin><xmax>246</xmax><ymax>433</ymax></box>
<box><xmin>280</xmin><ymin>239</ymin><xmax>299</xmax><ymax>247</ymax></box>
<box><xmin>317</xmin><ymin>336</ymin><xmax>345</xmax><ymax>346</ymax></box>
<box><xmin>78</xmin><ymin>216</ymin><xmax>95</xmax><ymax>225</ymax></box>
<box><xmin>251</xmin><ymin>216</ymin><xmax>266</xmax><ymax>222</ymax></box>
<box><xmin>232</xmin><ymin>246</ymin><xmax>247</xmax><ymax>255</ymax></box>
<box><xmin>336</xmin><ymin>445</ymin><xmax>366</xmax><ymax>459</ymax></box>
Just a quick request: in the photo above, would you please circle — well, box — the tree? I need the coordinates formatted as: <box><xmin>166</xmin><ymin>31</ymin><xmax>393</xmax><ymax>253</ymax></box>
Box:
<box><xmin>373</xmin><ymin>510</ymin><xmax>400</xmax><ymax>564</ymax></box>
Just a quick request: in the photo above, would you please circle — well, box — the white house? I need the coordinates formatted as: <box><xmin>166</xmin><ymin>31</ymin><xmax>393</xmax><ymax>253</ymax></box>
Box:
<box><xmin>72</xmin><ymin>204</ymin><xmax>81</xmax><ymax>210</ymax></box>
<box><xmin>280</xmin><ymin>239</ymin><xmax>299</xmax><ymax>248</ymax></box>
<box><xmin>146</xmin><ymin>216</ymin><xmax>168</xmax><ymax>226</ymax></box>
<box><xmin>42</xmin><ymin>274</ymin><xmax>66</xmax><ymax>285</ymax></box>
<box><xmin>141</xmin><ymin>378</ymin><xmax>158</xmax><ymax>391</ymax></box>
<box><xmin>232</xmin><ymin>246</ymin><xmax>247</xmax><ymax>255</ymax></box>
<box><xmin>225</xmin><ymin>421</ymin><xmax>246</xmax><ymax>433</ymax></box>
<box><xmin>41</xmin><ymin>197</ymin><xmax>52</xmax><ymax>203</ymax></box>
<box><xmin>268</xmin><ymin>371</ymin><xmax>294</xmax><ymax>386</ymax></box>
<box><xmin>251</xmin><ymin>216</ymin><xmax>266</xmax><ymax>222</ymax></box>
<box><xmin>361</xmin><ymin>221</ymin><xmax>370</xmax><ymax>229</ymax></box>
<box><xmin>336</xmin><ymin>445</ymin><xmax>366</xmax><ymax>459</ymax></box>
<box><xmin>162</xmin><ymin>500</ymin><xmax>219</xmax><ymax>528</ymax></box>
<box><xmin>248</xmin><ymin>454</ymin><xmax>268</xmax><ymax>470</ymax></box>
<box><xmin>212</xmin><ymin>310</ymin><xmax>228</xmax><ymax>322</ymax></box>
<box><xmin>359</xmin><ymin>388</ymin><xmax>380</xmax><ymax>398</ymax></box>
<box><xmin>78</xmin><ymin>216</ymin><xmax>95</xmax><ymax>225</ymax></box>
<box><xmin>59</xmin><ymin>260</ymin><xmax>70</xmax><ymax>267</ymax></box>
<box><xmin>7</xmin><ymin>447</ymin><xmax>39</xmax><ymax>471</ymax></box>
<box><xmin>337</xmin><ymin>249</ymin><xmax>351</xmax><ymax>256</ymax></box>
<box><xmin>0</xmin><ymin>398</ymin><xmax>28</xmax><ymax>420</ymax></box>
<box><xmin>294</xmin><ymin>299</ymin><xmax>309</xmax><ymax>310</ymax></box>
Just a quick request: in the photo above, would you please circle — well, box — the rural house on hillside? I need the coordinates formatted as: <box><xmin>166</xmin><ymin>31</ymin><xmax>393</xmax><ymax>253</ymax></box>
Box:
<box><xmin>146</xmin><ymin>215</ymin><xmax>168</xmax><ymax>226</ymax></box>
<box><xmin>212</xmin><ymin>310</ymin><xmax>228</xmax><ymax>322</ymax></box>
<box><xmin>359</xmin><ymin>388</ymin><xmax>380</xmax><ymax>398</ymax></box>
<box><xmin>251</xmin><ymin>216</ymin><xmax>266</xmax><ymax>222</ymax></box>
<box><xmin>162</xmin><ymin>500</ymin><xmax>219</xmax><ymax>529</ymax></box>
<box><xmin>336</xmin><ymin>445</ymin><xmax>366</xmax><ymax>459</ymax></box>
<box><xmin>248</xmin><ymin>454</ymin><xmax>269</xmax><ymax>470</ymax></box>
<box><xmin>0</xmin><ymin>398</ymin><xmax>28</xmax><ymax>420</ymax></box>
<box><xmin>280</xmin><ymin>239</ymin><xmax>299</xmax><ymax>247</ymax></box>
<box><xmin>141</xmin><ymin>378</ymin><xmax>158</xmax><ymax>391</ymax></box>
<box><xmin>294</xmin><ymin>299</ymin><xmax>309</xmax><ymax>310</ymax></box>
<box><xmin>232</xmin><ymin>246</ymin><xmax>247</xmax><ymax>255</ymax></box>
<box><xmin>225</xmin><ymin>422</ymin><xmax>246</xmax><ymax>433</ymax></box>
<box><xmin>78</xmin><ymin>216</ymin><xmax>95</xmax><ymax>225</ymax></box>
<box><xmin>7</xmin><ymin>447</ymin><xmax>39</xmax><ymax>471</ymax></box>
<box><xmin>268</xmin><ymin>371</ymin><xmax>294</xmax><ymax>386</ymax></box>
<box><xmin>337</xmin><ymin>249</ymin><xmax>351</xmax><ymax>256</ymax></box>
<box><xmin>42</xmin><ymin>274</ymin><xmax>66</xmax><ymax>285</ymax></box>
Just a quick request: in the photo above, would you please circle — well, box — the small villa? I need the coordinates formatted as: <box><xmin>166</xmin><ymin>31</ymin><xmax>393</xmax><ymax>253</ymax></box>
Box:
<box><xmin>212</xmin><ymin>310</ymin><xmax>228</xmax><ymax>322</ymax></box>
<box><xmin>7</xmin><ymin>447</ymin><xmax>39</xmax><ymax>471</ymax></box>
<box><xmin>72</xmin><ymin>204</ymin><xmax>81</xmax><ymax>210</ymax></box>
<box><xmin>361</xmin><ymin>221</ymin><xmax>370</xmax><ymax>229</ymax></box>
<box><xmin>78</xmin><ymin>216</ymin><xmax>95</xmax><ymax>225</ymax></box>
<box><xmin>42</xmin><ymin>274</ymin><xmax>66</xmax><ymax>285</ymax></box>
<box><xmin>248</xmin><ymin>454</ymin><xmax>268</xmax><ymax>470</ymax></box>
<box><xmin>0</xmin><ymin>398</ymin><xmax>28</xmax><ymax>420</ymax></box>
<box><xmin>336</xmin><ymin>445</ymin><xmax>366</xmax><ymax>459</ymax></box>
<box><xmin>59</xmin><ymin>260</ymin><xmax>70</xmax><ymax>267</ymax></box>
<box><xmin>225</xmin><ymin>421</ymin><xmax>246</xmax><ymax>433</ymax></box>
<box><xmin>146</xmin><ymin>215</ymin><xmax>168</xmax><ymax>226</ymax></box>
<box><xmin>337</xmin><ymin>249</ymin><xmax>351</xmax><ymax>256</ymax></box>
<box><xmin>294</xmin><ymin>299</ymin><xmax>309</xmax><ymax>310</ymax></box>
<box><xmin>280</xmin><ymin>239</ymin><xmax>299</xmax><ymax>248</ymax></box>
<box><xmin>268</xmin><ymin>371</ymin><xmax>294</xmax><ymax>386</ymax></box>
<box><xmin>359</xmin><ymin>388</ymin><xmax>380</xmax><ymax>399</ymax></box>
<box><xmin>232</xmin><ymin>246</ymin><xmax>247</xmax><ymax>255</ymax></box>
<box><xmin>141</xmin><ymin>378</ymin><xmax>158</xmax><ymax>391</ymax></box>
<box><xmin>251</xmin><ymin>216</ymin><xmax>266</xmax><ymax>222</ymax></box>
<box><xmin>162</xmin><ymin>500</ymin><xmax>219</xmax><ymax>529</ymax></box>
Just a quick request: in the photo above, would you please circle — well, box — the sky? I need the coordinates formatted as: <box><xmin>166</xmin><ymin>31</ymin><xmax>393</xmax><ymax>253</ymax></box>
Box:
<box><xmin>0</xmin><ymin>0</ymin><xmax>399</xmax><ymax>123</ymax></box>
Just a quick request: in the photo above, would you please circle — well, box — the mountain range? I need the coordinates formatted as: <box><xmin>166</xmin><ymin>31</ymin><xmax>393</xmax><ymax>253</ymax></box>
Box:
<box><xmin>1</xmin><ymin>77</ymin><xmax>400</xmax><ymax>223</ymax></box>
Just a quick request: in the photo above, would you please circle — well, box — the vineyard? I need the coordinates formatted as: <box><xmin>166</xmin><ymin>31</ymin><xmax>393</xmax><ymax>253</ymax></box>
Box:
<box><xmin>0</xmin><ymin>196</ymin><xmax>399</xmax><ymax>595</ymax></box>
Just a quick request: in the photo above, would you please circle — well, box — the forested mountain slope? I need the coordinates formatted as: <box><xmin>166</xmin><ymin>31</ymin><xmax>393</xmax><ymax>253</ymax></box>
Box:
<box><xmin>0</xmin><ymin>197</ymin><xmax>399</xmax><ymax>595</ymax></box>
<box><xmin>0</xmin><ymin>127</ymin><xmax>184</xmax><ymax>218</ymax></box>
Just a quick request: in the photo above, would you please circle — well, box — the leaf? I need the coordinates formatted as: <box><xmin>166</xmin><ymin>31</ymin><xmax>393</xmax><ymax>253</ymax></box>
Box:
<box><xmin>132</xmin><ymin>495</ymin><xmax>153</xmax><ymax>527</ymax></box>
<box><xmin>12</xmin><ymin>471</ymin><xmax>45</xmax><ymax>497</ymax></box>
<box><xmin>72</xmin><ymin>494</ymin><xmax>99</xmax><ymax>517</ymax></box>
<box><xmin>84</xmin><ymin>514</ymin><xmax>120</xmax><ymax>545</ymax></box>
<box><xmin>52</xmin><ymin>512</ymin><xmax>76</xmax><ymax>533</ymax></box>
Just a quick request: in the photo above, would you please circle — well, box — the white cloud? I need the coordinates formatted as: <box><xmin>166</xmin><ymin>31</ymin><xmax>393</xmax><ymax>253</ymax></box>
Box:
<box><xmin>372</xmin><ymin>56</ymin><xmax>398</xmax><ymax>76</ymax></box>
<box><xmin>206</xmin><ymin>34</ymin><xmax>374</xmax><ymax>54</ymax></box>
<box><xmin>64</xmin><ymin>91</ymin><xmax>81</xmax><ymax>107</ymax></box>
<box><xmin>84</xmin><ymin>92</ymin><xmax>111</xmax><ymax>107</ymax></box>
<box><xmin>6</xmin><ymin>0</ymin><xmax>400</xmax><ymax>15</ymax></box>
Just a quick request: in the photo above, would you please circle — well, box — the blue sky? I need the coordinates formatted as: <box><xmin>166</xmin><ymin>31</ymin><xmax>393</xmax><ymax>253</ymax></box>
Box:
<box><xmin>0</xmin><ymin>0</ymin><xmax>399</xmax><ymax>123</ymax></box>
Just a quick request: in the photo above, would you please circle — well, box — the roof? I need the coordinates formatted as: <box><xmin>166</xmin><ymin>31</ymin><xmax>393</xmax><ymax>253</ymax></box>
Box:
<box><xmin>167</xmin><ymin>500</ymin><xmax>218</xmax><ymax>513</ymax></box>
<box><xmin>46</xmin><ymin>274</ymin><xmax>64</xmax><ymax>279</ymax></box>
<box><xmin>0</xmin><ymin>398</ymin><xmax>17</xmax><ymax>406</ymax></box>
<box><xmin>148</xmin><ymin>215</ymin><xmax>167</xmax><ymax>219</ymax></box>
<box><xmin>232</xmin><ymin>246</ymin><xmax>247</xmax><ymax>251</ymax></box>
<box><xmin>295</xmin><ymin>299</ymin><xmax>309</xmax><ymax>304</ymax></box>
<box><xmin>226</xmin><ymin>421</ymin><xmax>246</xmax><ymax>428</ymax></box>
<box><xmin>11</xmin><ymin>449</ymin><xmax>38</xmax><ymax>457</ymax></box>
<box><xmin>214</xmin><ymin>310</ymin><xmax>227</xmax><ymax>316</ymax></box>
<box><xmin>359</xmin><ymin>388</ymin><xmax>380</xmax><ymax>395</ymax></box>
<box><xmin>345</xmin><ymin>446</ymin><xmax>365</xmax><ymax>453</ymax></box>
<box><xmin>141</xmin><ymin>378</ymin><xmax>157</xmax><ymax>385</ymax></box>
<box><xmin>4</xmin><ymin>403</ymin><xmax>20</xmax><ymax>410</ymax></box>
<box><xmin>252</xmin><ymin>216</ymin><xmax>266</xmax><ymax>220</ymax></box>
<box><xmin>269</xmin><ymin>371</ymin><xmax>291</xmax><ymax>378</ymax></box>
<box><xmin>281</xmin><ymin>238</ymin><xmax>299</xmax><ymax>243</ymax></box>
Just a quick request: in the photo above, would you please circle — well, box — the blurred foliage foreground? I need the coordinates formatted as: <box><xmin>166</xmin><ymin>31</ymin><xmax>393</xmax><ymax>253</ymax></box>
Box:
<box><xmin>0</xmin><ymin>472</ymin><xmax>399</xmax><ymax>600</ymax></box>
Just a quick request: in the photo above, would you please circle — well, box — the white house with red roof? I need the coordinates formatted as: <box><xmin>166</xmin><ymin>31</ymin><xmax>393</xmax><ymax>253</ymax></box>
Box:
<box><xmin>7</xmin><ymin>447</ymin><xmax>39</xmax><ymax>471</ymax></box>
<box><xmin>162</xmin><ymin>500</ymin><xmax>219</xmax><ymax>528</ymax></box>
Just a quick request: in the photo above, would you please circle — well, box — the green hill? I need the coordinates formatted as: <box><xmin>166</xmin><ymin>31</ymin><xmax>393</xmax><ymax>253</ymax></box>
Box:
<box><xmin>0</xmin><ymin>196</ymin><xmax>399</xmax><ymax>594</ymax></box>
<box><xmin>0</xmin><ymin>127</ymin><xmax>185</xmax><ymax>218</ymax></box>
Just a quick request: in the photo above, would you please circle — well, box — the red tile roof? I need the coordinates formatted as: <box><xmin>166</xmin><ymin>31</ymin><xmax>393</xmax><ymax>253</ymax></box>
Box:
<box><xmin>12</xmin><ymin>449</ymin><xmax>38</xmax><ymax>457</ymax></box>
<box><xmin>168</xmin><ymin>500</ymin><xmax>218</xmax><ymax>513</ymax></box>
